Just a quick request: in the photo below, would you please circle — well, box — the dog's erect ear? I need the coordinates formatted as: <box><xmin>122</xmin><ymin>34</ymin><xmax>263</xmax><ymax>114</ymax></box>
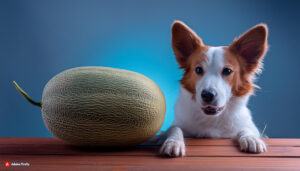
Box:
<box><xmin>172</xmin><ymin>21</ymin><xmax>203</xmax><ymax>67</ymax></box>
<box><xmin>229</xmin><ymin>24</ymin><xmax>268</xmax><ymax>73</ymax></box>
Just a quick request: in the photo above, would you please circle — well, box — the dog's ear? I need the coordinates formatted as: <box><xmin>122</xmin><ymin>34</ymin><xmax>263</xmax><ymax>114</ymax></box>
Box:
<box><xmin>229</xmin><ymin>24</ymin><xmax>268</xmax><ymax>73</ymax></box>
<box><xmin>172</xmin><ymin>21</ymin><xmax>203</xmax><ymax>68</ymax></box>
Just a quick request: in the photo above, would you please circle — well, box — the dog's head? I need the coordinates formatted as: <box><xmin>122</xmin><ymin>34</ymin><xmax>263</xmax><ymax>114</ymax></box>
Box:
<box><xmin>172</xmin><ymin>21</ymin><xmax>268</xmax><ymax>116</ymax></box>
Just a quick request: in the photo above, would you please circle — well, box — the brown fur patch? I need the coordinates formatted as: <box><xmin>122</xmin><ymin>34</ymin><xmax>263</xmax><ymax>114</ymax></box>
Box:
<box><xmin>171</xmin><ymin>21</ymin><xmax>208</xmax><ymax>98</ymax></box>
<box><xmin>180</xmin><ymin>46</ymin><xmax>209</xmax><ymax>98</ymax></box>
<box><xmin>229</xmin><ymin>24</ymin><xmax>268</xmax><ymax>73</ymax></box>
<box><xmin>225</xmin><ymin>24</ymin><xmax>268</xmax><ymax>97</ymax></box>
<box><xmin>223</xmin><ymin>47</ymin><xmax>255</xmax><ymax>97</ymax></box>
<box><xmin>172</xmin><ymin>21</ymin><xmax>203</xmax><ymax>68</ymax></box>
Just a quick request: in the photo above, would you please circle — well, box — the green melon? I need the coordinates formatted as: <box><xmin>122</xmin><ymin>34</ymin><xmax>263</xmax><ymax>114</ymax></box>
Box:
<box><xmin>13</xmin><ymin>67</ymin><xmax>166</xmax><ymax>147</ymax></box>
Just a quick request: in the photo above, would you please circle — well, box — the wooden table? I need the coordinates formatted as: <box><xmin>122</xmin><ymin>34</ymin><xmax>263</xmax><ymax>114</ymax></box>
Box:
<box><xmin>1</xmin><ymin>138</ymin><xmax>300</xmax><ymax>170</ymax></box>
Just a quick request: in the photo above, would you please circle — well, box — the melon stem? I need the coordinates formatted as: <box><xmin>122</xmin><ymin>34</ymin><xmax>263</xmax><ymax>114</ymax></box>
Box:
<box><xmin>13</xmin><ymin>81</ymin><xmax>41</xmax><ymax>107</ymax></box>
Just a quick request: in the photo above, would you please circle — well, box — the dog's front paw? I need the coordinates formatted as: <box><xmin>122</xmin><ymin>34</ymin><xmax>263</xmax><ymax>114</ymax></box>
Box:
<box><xmin>159</xmin><ymin>138</ymin><xmax>185</xmax><ymax>157</ymax></box>
<box><xmin>238</xmin><ymin>136</ymin><xmax>267</xmax><ymax>153</ymax></box>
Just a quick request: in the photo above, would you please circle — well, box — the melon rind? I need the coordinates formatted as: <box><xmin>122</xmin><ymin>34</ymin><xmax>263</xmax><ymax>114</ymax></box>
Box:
<box><xmin>41</xmin><ymin>67</ymin><xmax>166</xmax><ymax>147</ymax></box>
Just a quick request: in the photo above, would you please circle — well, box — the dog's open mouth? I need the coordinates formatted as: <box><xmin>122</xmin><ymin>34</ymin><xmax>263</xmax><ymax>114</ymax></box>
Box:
<box><xmin>202</xmin><ymin>106</ymin><xmax>224</xmax><ymax>115</ymax></box>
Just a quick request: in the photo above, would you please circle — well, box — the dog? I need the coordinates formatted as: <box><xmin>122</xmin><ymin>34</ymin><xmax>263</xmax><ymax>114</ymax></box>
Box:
<box><xmin>159</xmin><ymin>21</ymin><xmax>268</xmax><ymax>157</ymax></box>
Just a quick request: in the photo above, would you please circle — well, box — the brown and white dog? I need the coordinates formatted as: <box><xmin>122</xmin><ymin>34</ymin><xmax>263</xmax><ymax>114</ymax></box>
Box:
<box><xmin>159</xmin><ymin>21</ymin><xmax>268</xmax><ymax>157</ymax></box>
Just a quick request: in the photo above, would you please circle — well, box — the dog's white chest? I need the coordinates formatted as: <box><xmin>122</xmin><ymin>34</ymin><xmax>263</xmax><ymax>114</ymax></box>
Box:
<box><xmin>172</xmin><ymin>86</ymin><xmax>248</xmax><ymax>139</ymax></box>
<box><xmin>179</xmin><ymin>112</ymin><xmax>237</xmax><ymax>138</ymax></box>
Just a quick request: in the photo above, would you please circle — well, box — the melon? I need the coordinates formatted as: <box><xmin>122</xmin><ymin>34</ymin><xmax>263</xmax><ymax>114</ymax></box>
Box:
<box><xmin>13</xmin><ymin>67</ymin><xmax>166</xmax><ymax>147</ymax></box>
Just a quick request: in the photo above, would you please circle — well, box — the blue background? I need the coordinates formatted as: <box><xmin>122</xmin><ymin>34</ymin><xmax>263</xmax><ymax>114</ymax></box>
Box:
<box><xmin>1</xmin><ymin>0</ymin><xmax>300</xmax><ymax>138</ymax></box>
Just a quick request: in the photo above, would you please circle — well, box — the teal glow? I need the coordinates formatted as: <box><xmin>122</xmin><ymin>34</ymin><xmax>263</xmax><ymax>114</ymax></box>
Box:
<box><xmin>89</xmin><ymin>30</ymin><xmax>183</xmax><ymax>131</ymax></box>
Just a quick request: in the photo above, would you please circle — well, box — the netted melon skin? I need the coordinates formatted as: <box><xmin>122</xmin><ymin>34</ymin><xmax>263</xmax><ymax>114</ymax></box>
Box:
<box><xmin>41</xmin><ymin>67</ymin><xmax>166</xmax><ymax>147</ymax></box>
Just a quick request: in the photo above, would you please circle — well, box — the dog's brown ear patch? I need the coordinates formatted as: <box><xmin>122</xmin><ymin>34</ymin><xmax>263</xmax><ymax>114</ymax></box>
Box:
<box><xmin>226</xmin><ymin>24</ymin><xmax>268</xmax><ymax>97</ymax></box>
<box><xmin>172</xmin><ymin>21</ymin><xmax>203</xmax><ymax>68</ymax></box>
<box><xmin>229</xmin><ymin>24</ymin><xmax>268</xmax><ymax>73</ymax></box>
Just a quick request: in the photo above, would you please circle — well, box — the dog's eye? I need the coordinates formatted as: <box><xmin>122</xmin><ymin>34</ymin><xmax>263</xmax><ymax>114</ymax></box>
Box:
<box><xmin>222</xmin><ymin>68</ymin><xmax>233</xmax><ymax>76</ymax></box>
<box><xmin>195</xmin><ymin>66</ymin><xmax>204</xmax><ymax>75</ymax></box>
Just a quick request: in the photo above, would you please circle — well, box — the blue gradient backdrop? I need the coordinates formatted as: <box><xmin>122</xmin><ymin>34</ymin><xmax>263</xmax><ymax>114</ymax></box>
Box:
<box><xmin>1</xmin><ymin>0</ymin><xmax>300</xmax><ymax>138</ymax></box>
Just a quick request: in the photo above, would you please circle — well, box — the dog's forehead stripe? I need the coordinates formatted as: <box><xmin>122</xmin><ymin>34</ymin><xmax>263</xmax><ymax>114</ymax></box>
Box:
<box><xmin>205</xmin><ymin>46</ymin><xmax>225</xmax><ymax>71</ymax></box>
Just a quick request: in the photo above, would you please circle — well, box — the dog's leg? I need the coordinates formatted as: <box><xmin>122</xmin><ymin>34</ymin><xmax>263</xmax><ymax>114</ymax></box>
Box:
<box><xmin>236</xmin><ymin>129</ymin><xmax>267</xmax><ymax>153</ymax></box>
<box><xmin>159</xmin><ymin>126</ymin><xmax>185</xmax><ymax>157</ymax></box>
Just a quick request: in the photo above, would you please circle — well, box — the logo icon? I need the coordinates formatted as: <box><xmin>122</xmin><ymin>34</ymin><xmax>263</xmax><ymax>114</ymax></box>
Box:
<box><xmin>5</xmin><ymin>161</ymin><xmax>10</xmax><ymax>167</ymax></box>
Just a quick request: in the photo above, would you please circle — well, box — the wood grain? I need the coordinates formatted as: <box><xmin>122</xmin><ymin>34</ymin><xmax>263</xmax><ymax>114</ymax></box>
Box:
<box><xmin>1</xmin><ymin>155</ymin><xmax>300</xmax><ymax>171</ymax></box>
<box><xmin>2</xmin><ymin>137</ymin><xmax>300</xmax><ymax>146</ymax></box>
<box><xmin>1</xmin><ymin>138</ymin><xmax>300</xmax><ymax>170</ymax></box>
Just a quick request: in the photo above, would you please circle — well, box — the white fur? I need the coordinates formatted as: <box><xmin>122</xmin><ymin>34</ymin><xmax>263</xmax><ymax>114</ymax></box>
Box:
<box><xmin>160</xmin><ymin>47</ymin><xmax>266</xmax><ymax>157</ymax></box>
<box><xmin>196</xmin><ymin>47</ymin><xmax>232</xmax><ymax>110</ymax></box>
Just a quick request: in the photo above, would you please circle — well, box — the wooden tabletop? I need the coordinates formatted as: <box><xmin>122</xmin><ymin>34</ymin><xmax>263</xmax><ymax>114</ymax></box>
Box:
<box><xmin>1</xmin><ymin>138</ymin><xmax>300</xmax><ymax>170</ymax></box>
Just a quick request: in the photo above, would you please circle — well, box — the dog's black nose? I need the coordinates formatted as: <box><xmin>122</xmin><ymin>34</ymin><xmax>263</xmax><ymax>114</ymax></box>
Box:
<box><xmin>201</xmin><ymin>89</ymin><xmax>217</xmax><ymax>103</ymax></box>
